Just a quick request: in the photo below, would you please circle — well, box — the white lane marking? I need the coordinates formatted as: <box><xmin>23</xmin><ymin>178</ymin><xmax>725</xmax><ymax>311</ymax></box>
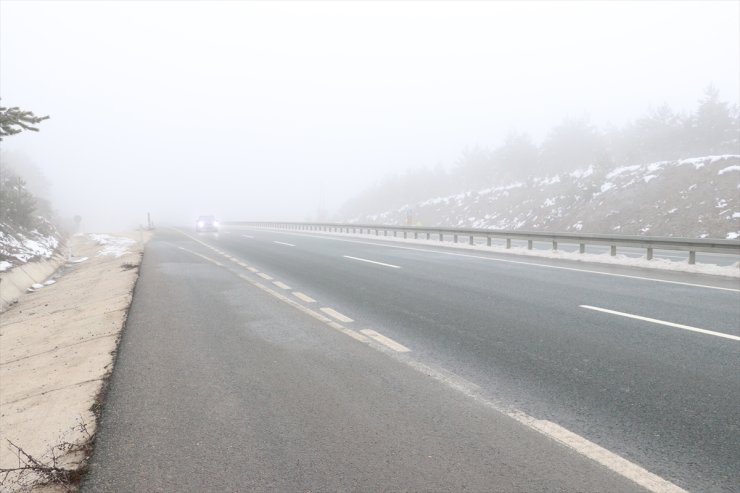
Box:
<box><xmin>273</xmin><ymin>241</ymin><xmax>295</xmax><ymax>247</ymax></box>
<box><xmin>360</xmin><ymin>329</ymin><xmax>410</xmax><ymax>352</ymax></box>
<box><xmin>236</xmin><ymin>261</ymin><xmax>248</xmax><ymax>268</ymax></box>
<box><xmin>177</xmin><ymin>246</ymin><xmax>224</xmax><ymax>267</ymax></box>
<box><xmin>247</xmin><ymin>267</ymin><xmax>258</xmax><ymax>273</ymax></box>
<box><xmin>292</xmin><ymin>291</ymin><xmax>316</xmax><ymax>303</ymax></box>
<box><xmin>241</xmin><ymin>234</ymin><xmax>254</xmax><ymax>238</ymax></box>
<box><xmin>245</xmin><ymin>229</ymin><xmax>739</xmax><ymax>293</ymax></box>
<box><xmin>273</xmin><ymin>281</ymin><xmax>291</xmax><ymax>290</ymax></box>
<box><xmin>343</xmin><ymin>255</ymin><xmax>401</xmax><ymax>269</ymax></box>
<box><xmin>511</xmin><ymin>414</ymin><xmax>687</xmax><ymax>493</ymax></box>
<box><xmin>320</xmin><ymin>307</ymin><xmax>354</xmax><ymax>323</ymax></box>
<box><xmin>175</xmin><ymin>239</ymin><xmax>686</xmax><ymax>493</ymax></box>
<box><xmin>257</xmin><ymin>272</ymin><xmax>273</xmax><ymax>280</ymax></box>
<box><xmin>580</xmin><ymin>305</ymin><xmax>740</xmax><ymax>341</ymax></box>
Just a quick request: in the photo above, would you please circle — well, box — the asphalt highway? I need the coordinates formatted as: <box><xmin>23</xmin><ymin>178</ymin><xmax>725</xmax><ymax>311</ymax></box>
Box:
<box><xmin>84</xmin><ymin>227</ymin><xmax>740</xmax><ymax>492</ymax></box>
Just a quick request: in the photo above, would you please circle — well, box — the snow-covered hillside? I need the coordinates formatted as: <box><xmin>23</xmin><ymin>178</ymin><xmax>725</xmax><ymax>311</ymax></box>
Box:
<box><xmin>0</xmin><ymin>219</ymin><xmax>60</xmax><ymax>271</ymax></box>
<box><xmin>347</xmin><ymin>155</ymin><xmax>740</xmax><ymax>239</ymax></box>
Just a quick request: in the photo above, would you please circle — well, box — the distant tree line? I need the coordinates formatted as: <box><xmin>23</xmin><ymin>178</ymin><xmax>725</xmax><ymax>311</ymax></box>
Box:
<box><xmin>341</xmin><ymin>86</ymin><xmax>740</xmax><ymax>218</ymax></box>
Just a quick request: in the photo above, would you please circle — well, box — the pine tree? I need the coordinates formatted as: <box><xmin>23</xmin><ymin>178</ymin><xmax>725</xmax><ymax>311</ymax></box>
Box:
<box><xmin>0</xmin><ymin>103</ymin><xmax>49</xmax><ymax>140</ymax></box>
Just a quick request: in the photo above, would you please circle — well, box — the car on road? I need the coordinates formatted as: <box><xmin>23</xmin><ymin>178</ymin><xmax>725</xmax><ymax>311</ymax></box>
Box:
<box><xmin>196</xmin><ymin>215</ymin><xmax>219</xmax><ymax>233</ymax></box>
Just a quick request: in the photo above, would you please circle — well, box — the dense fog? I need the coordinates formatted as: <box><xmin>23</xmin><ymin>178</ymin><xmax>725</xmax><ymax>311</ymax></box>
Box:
<box><xmin>1</xmin><ymin>1</ymin><xmax>738</xmax><ymax>231</ymax></box>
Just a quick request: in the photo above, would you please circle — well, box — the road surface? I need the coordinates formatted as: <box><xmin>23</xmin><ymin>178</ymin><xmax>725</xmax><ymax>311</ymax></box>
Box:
<box><xmin>83</xmin><ymin>227</ymin><xmax>740</xmax><ymax>492</ymax></box>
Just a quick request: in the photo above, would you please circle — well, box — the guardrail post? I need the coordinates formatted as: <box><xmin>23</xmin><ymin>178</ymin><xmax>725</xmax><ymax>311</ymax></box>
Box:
<box><xmin>469</xmin><ymin>235</ymin><xmax>474</xmax><ymax>245</ymax></box>
<box><xmin>440</xmin><ymin>233</ymin><xmax>444</xmax><ymax>242</ymax></box>
<box><xmin>403</xmin><ymin>231</ymin><xmax>407</xmax><ymax>239</ymax></box>
<box><xmin>506</xmin><ymin>238</ymin><xmax>511</xmax><ymax>249</ymax></box>
<box><xmin>384</xmin><ymin>230</ymin><xmax>388</xmax><ymax>236</ymax></box>
<box><xmin>689</xmin><ymin>251</ymin><xmax>696</xmax><ymax>264</ymax></box>
<box><xmin>454</xmin><ymin>234</ymin><xmax>458</xmax><ymax>243</ymax></box>
<box><xmin>375</xmin><ymin>229</ymin><xmax>379</xmax><ymax>236</ymax></box>
<box><xmin>610</xmin><ymin>245</ymin><xmax>617</xmax><ymax>256</ymax></box>
<box><xmin>528</xmin><ymin>240</ymin><xmax>533</xmax><ymax>250</ymax></box>
<box><xmin>579</xmin><ymin>243</ymin><xmax>585</xmax><ymax>254</ymax></box>
<box><xmin>646</xmin><ymin>247</ymin><xmax>653</xmax><ymax>260</ymax></box>
<box><xmin>394</xmin><ymin>231</ymin><xmax>397</xmax><ymax>237</ymax></box>
<box><xmin>486</xmin><ymin>237</ymin><xmax>491</xmax><ymax>247</ymax></box>
<box><xmin>552</xmin><ymin>240</ymin><xmax>558</xmax><ymax>251</ymax></box>
<box><xmin>426</xmin><ymin>232</ymin><xmax>430</xmax><ymax>240</ymax></box>
<box><xmin>414</xmin><ymin>232</ymin><xmax>418</xmax><ymax>239</ymax></box>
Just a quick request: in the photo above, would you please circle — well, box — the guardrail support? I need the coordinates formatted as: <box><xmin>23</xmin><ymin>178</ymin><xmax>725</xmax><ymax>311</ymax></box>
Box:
<box><xmin>426</xmin><ymin>232</ymin><xmax>430</xmax><ymax>240</ymax></box>
<box><xmin>579</xmin><ymin>243</ymin><xmax>585</xmax><ymax>254</ymax></box>
<box><xmin>528</xmin><ymin>240</ymin><xmax>533</xmax><ymax>250</ymax></box>
<box><xmin>439</xmin><ymin>233</ymin><xmax>444</xmax><ymax>241</ymax></box>
<box><xmin>469</xmin><ymin>235</ymin><xmax>474</xmax><ymax>245</ymax></box>
<box><xmin>487</xmin><ymin>237</ymin><xmax>492</xmax><ymax>247</ymax></box>
<box><xmin>552</xmin><ymin>240</ymin><xmax>558</xmax><ymax>251</ymax></box>
<box><xmin>689</xmin><ymin>251</ymin><xmax>696</xmax><ymax>264</ymax></box>
<box><xmin>646</xmin><ymin>247</ymin><xmax>653</xmax><ymax>260</ymax></box>
<box><xmin>610</xmin><ymin>245</ymin><xmax>617</xmax><ymax>256</ymax></box>
<box><xmin>506</xmin><ymin>238</ymin><xmax>511</xmax><ymax>249</ymax></box>
<box><xmin>454</xmin><ymin>234</ymin><xmax>458</xmax><ymax>243</ymax></box>
<box><xmin>414</xmin><ymin>232</ymin><xmax>418</xmax><ymax>239</ymax></box>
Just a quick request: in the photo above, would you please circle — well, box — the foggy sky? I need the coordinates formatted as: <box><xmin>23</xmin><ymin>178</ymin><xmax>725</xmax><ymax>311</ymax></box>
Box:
<box><xmin>1</xmin><ymin>0</ymin><xmax>738</xmax><ymax>231</ymax></box>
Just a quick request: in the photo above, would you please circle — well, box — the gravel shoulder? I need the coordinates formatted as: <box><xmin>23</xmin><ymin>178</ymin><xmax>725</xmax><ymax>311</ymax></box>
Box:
<box><xmin>0</xmin><ymin>232</ymin><xmax>149</xmax><ymax>492</ymax></box>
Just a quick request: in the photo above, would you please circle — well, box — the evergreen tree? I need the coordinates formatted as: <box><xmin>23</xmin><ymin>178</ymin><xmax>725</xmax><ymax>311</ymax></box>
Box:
<box><xmin>0</xmin><ymin>103</ymin><xmax>49</xmax><ymax>140</ymax></box>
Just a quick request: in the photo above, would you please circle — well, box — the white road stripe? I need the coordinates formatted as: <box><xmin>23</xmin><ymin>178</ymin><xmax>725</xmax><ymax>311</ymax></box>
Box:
<box><xmin>580</xmin><ymin>305</ymin><xmax>740</xmax><ymax>341</ymax></box>
<box><xmin>273</xmin><ymin>281</ymin><xmax>291</xmax><ymax>290</ymax></box>
<box><xmin>343</xmin><ymin>255</ymin><xmax>401</xmax><ymax>269</ymax></box>
<box><xmin>320</xmin><ymin>307</ymin><xmax>354</xmax><ymax>323</ymax></box>
<box><xmin>273</xmin><ymin>241</ymin><xmax>295</xmax><ymax>247</ymax></box>
<box><xmin>241</xmin><ymin>234</ymin><xmax>254</xmax><ymax>238</ymax></box>
<box><xmin>292</xmin><ymin>292</ymin><xmax>316</xmax><ymax>303</ymax></box>
<box><xmin>360</xmin><ymin>329</ymin><xmax>410</xmax><ymax>352</ymax></box>
<box><xmin>247</xmin><ymin>267</ymin><xmax>258</xmax><ymax>273</ymax></box>
<box><xmin>257</xmin><ymin>272</ymin><xmax>273</xmax><ymax>280</ymax></box>
<box><xmin>249</xmin><ymin>229</ymin><xmax>738</xmax><ymax>293</ymax></box>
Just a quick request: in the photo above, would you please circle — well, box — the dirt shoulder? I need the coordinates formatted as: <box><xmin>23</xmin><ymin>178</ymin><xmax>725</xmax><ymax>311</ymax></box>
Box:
<box><xmin>0</xmin><ymin>232</ymin><xmax>150</xmax><ymax>492</ymax></box>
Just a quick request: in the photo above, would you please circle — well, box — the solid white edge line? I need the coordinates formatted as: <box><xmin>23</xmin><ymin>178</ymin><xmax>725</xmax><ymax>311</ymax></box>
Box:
<box><xmin>580</xmin><ymin>305</ymin><xmax>740</xmax><ymax>341</ymax></box>
<box><xmin>343</xmin><ymin>255</ymin><xmax>401</xmax><ymax>269</ymax></box>
<box><xmin>359</xmin><ymin>329</ymin><xmax>410</xmax><ymax>352</ymax></box>
<box><xmin>292</xmin><ymin>291</ymin><xmax>316</xmax><ymax>303</ymax></box>
<box><xmin>273</xmin><ymin>241</ymin><xmax>295</xmax><ymax>247</ymax></box>
<box><xmin>320</xmin><ymin>307</ymin><xmax>354</xmax><ymax>323</ymax></box>
<box><xmin>244</xmin><ymin>228</ymin><xmax>738</xmax><ymax>293</ymax></box>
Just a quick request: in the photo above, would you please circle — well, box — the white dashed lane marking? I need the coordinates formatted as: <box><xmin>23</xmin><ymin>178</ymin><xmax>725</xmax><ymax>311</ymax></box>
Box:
<box><xmin>320</xmin><ymin>307</ymin><xmax>354</xmax><ymax>323</ymax></box>
<box><xmin>293</xmin><ymin>292</ymin><xmax>316</xmax><ymax>303</ymax></box>
<box><xmin>580</xmin><ymin>305</ymin><xmax>740</xmax><ymax>341</ymax></box>
<box><xmin>343</xmin><ymin>255</ymin><xmax>401</xmax><ymax>269</ymax></box>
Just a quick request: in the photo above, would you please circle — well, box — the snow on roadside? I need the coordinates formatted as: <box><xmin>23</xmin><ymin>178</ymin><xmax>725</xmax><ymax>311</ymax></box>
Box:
<box><xmin>89</xmin><ymin>234</ymin><xmax>136</xmax><ymax>258</ymax></box>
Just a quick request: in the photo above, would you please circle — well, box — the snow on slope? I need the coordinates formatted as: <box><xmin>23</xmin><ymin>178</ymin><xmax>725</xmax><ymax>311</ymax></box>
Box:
<box><xmin>0</xmin><ymin>219</ymin><xmax>60</xmax><ymax>271</ymax></box>
<box><xmin>349</xmin><ymin>155</ymin><xmax>740</xmax><ymax>239</ymax></box>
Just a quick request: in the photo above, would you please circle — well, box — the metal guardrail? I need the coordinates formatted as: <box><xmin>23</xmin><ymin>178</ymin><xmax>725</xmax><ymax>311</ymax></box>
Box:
<box><xmin>224</xmin><ymin>221</ymin><xmax>740</xmax><ymax>265</ymax></box>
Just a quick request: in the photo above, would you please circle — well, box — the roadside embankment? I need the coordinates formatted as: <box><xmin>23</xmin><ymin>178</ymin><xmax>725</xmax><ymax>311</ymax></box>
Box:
<box><xmin>0</xmin><ymin>231</ymin><xmax>150</xmax><ymax>492</ymax></box>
